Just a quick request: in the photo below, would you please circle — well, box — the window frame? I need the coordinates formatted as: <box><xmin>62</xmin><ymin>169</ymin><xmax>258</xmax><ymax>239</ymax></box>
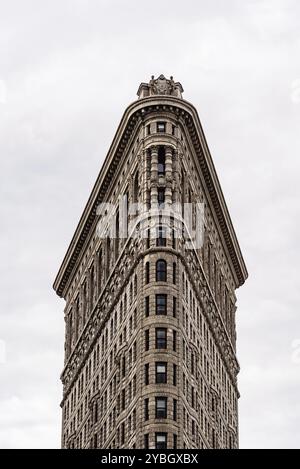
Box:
<box><xmin>155</xmin><ymin>432</ymin><xmax>167</xmax><ymax>449</ymax></box>
<box><xmin>155</xmin><ymin>397</ymin><xmax>168</xmax><ymax>419</ymax></box>
<box><xmin>155</xmin><ymin>328</ymin><xmax>167</xmax><ymax>349</ymax></box>
<box><xmin>156</xmin><ymin>260</ymin><xmax>167</xmax><ymax>282</ymax></box>
<box><xmin>156</xmin><ymin>294</ymin><xmax>167</xmax><ymax>315</ymax></box>
<box><xmin>157</xmin><ymin>122</ymin><xmax>166</xmax><ymax>133</ymax></box>
<box><xmin>156</xmin><ymin>362</ymin><xmax>167</xmax><ymax>384</ymax></box>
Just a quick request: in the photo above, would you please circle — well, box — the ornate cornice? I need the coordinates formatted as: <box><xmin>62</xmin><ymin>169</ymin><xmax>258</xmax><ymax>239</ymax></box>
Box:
<box><xmin>53</xmin><ymin>94</ymin><xmax>248</xmax><ymax>298</ymax></box>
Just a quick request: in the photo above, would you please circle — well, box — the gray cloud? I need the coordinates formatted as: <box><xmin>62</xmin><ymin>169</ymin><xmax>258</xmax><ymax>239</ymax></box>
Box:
<box><xmin>0</xmin><ymin>0</ymin><xmax>299</xmax><ymax>448</ymax></box>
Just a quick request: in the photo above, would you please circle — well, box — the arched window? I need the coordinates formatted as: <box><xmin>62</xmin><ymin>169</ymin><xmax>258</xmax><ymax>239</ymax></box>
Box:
<box><xmin>156</xmin><ymin>259</ymin><xmax>167</xmax><ymax>282</ymax></box>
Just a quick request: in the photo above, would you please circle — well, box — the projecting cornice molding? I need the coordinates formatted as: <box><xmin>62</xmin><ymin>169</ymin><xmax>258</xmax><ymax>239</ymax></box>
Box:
<box><xmin>53</xmin><ymin>95</ymin><xmax>248</xmax><ymax>297</ymax></box>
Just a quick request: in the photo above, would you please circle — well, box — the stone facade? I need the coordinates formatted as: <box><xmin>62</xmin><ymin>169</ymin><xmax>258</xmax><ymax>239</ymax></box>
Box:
<box><xmin>53</xmin><ymin>75</ymin><xmax>248</xmax><ymax>449</ymax></box>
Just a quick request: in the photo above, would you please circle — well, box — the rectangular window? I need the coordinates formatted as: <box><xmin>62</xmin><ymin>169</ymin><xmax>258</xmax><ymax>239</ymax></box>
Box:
<box><xmin>156</xmin><ymin>294</ymin><xmax>167</xmax><ymax>315</ymax></box>
<box><xmin>158</xmin><ymin>149</ymin><xmax>165</xmax><ymax>176</ymax></box>
<box><xmin>172</xmin><ymin>228</ymin><xmax>176</xmax><ymax>249</ymax></box>
<box><xmin>145</xmin><ymin>262</ymin><xmax>150</xmax><ymax>284</ymax></box>
<box><xmin>157</xmin><ymin>122</ymin><xmax>166</xmax><ymax>133</ymax></box>
<box><xmin>173</xmin><ymin>330</ymin><xmax>177</xmax><ymax>351</ymax></box>
<box><xmin>144</xmin><ymin>434</ymin><xmax>149</xmax><ymax>449</ymax></box>
<box><xmin>145</xmin><ymin>296</ymin><xmax>150</xmax><ymax>317</ymax></box>
<box><xmin>144</xmin><ymin>398</ymin><xmax>149</xmax><ymax>421</ymax></box>
<box><xmin>155</xmin><ymin>328</ymin><xmax>167</xmax><ymax>349</ymax></box>
<box><xmin>155</xmin><ymin>397</ymin><xmax>167</xmax><ymax>419</ymax></box>
<box><xmin>173</xmin><ymin>262</ymin><xmax>177</xmax><ymax>284</ymax></box>
<box><xmin>173</xmin><ymin>297</ymin><xmax>177</xmax><ymax>318</ymax></box>
<box><xmin>147</xmin><ymin>228</ymin><xmax>151</xmax><ymax>249</ymax></box>
<box><xmin>173</xmin><ymin>364</ymin><xmax>177</xmax><ymax>386</ymax></box>
<box><xmin>173</xmin><ymin>434</ymin><xmax>177</xmax><ymax>449</ymax></box>
<box><xmin>173</xmin><ymin>399</ymin><xmax>177</xmax><ymax>421</ymax></box>
<box><xmin>172</xmin><ymin>125</ymin><xmax>176</xmax><ymax>136</ymax></box>
<box><xmin>156</xmin><ymin>362</ymin><xmax>167</xmax><ymax>384</ymax></box>
<box><xmin>145</xmin><ymin>329</ymin><xmax>150</xmax><ymax>351</ymax></box>
<box><xmin>144</xmin><ymin>364</ymin><xmax>149</xmax><ymax>385</ymax></box>
<box><xmin>155</xmin><ymin>432</ymin><xmax>167</xmax><ymax>449</ymax></box>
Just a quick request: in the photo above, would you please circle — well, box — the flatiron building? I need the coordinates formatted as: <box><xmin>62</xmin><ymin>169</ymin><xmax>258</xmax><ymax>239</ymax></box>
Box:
<box><xmin>53</xmin><ymin>75</ymin><xmax>248</xmax><ymax>449</ymax></box>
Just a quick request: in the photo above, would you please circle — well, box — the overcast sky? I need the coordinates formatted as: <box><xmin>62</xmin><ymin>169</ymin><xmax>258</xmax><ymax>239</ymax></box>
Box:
<box><xmin>0</xmin><ymin>0</ymin><xmax>299</xmax><ymax>449</ymax></box>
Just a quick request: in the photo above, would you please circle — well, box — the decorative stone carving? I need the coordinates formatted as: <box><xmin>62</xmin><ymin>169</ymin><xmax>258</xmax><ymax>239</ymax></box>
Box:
<box><xmin>137</xmin><ymin>74</ymin><xmax>184</xmax><ymax>99</ymax></box>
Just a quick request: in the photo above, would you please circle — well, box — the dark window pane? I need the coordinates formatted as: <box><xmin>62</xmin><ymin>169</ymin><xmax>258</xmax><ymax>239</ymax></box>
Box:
<box><xmin>145</xmin><ymin>262</ymin><xmax>150</xmax><ymax>284</ymax></box>
<box><xmin>158</xmin><ymin>147</ymin><xmax>166</xmax><ymax>175</ymax></box>
<box><xmin>173</xmin><ymin>364</ymin><xmax>177</xmax><ymax>386</ymax></box>
<box><xmin>156</xmin><ymin>226</ymin><xmax>166</xmax><ymax>247</ymax></box>
<box><xmin>173</xmin><ymin>297</ymin><xmax>177</xmax><ymax>318</ymax></box>
<box><xmin>144</xmin><ymin>399</ymin><xmax>149</xmax><ymax>420</ymax></box>
<box><xmin>145</xmin><ymin>364</ymin><xmax>149</xmax><ymax>385</ymax></box>
<box><xmin>156</xmin><ymin>294</ymin><xmax>167</xmax><ymax>315</ymax></box>
<box><xmin>156</xmin><ymin>328</ymin><xmax>167</xmax><ymax>349</ymax></box>
<box><xmin>145</xmin><ymin>329</ymin><xmax>149</xmax><ymax>351</ymax></box>
<box><xmin>156</xmin><ymin>260</ymin><xmax>167</xmax><ymax>282</ymax></box>
<box><xmin>173</xmin><ymin>399</ymin><xmax>177</xmax><ymax>421</ymax></box>
<box><xmin>156</xmin><ymin>397</ymin><xmax>167</xmax><ymax>418</ymax></box>
<box><xmin>145</xmin><ymin>296</ymin><xmax>150</xmax><ymax>317</ymax></box>
<box><xmin>158</xmin><ymin>188</ymin><xmax>165</xmax><ymax>207</ymax></box>
<box><xmin>156</xmin><ymin>362</ymin><xmax>167</xmax><ymax>384</ymax></box>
